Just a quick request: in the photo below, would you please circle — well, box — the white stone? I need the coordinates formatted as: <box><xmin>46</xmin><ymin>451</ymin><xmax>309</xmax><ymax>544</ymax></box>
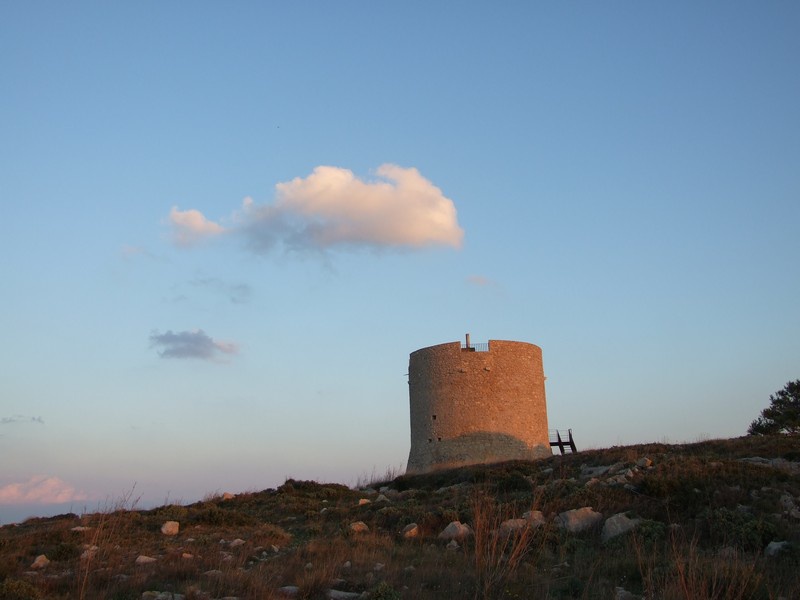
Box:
<box><xmin>278</xmin><ymin>585</ymin><xmax>299</xmax><ymax>597</ymax></box>
<box><xmin>349</xmin><ymin>521</ymin><xmax>369</xmax><ymax>534</ymax></box>
<box><xmin>375</xmin><ymin>494</ymin><xmax>389</xmax><ymax>503</ymax></box>
<box><xmin>556</xmin><ymin>507</ymin><xmax>603</xmax><ymax>533</ymax></box>
<box><xmin>615</xmin><ymin>587</ymin><xmax>642</xmax><ymax>600</ymax></box>
<box><xmin>136</xmin><ymin>555</ymin><xmax>157</xmax><ymax>565</ymax></box>
<box><xmin>602</xmin><ymin>513</ymin><xmax>641</xmax><ymax>542</ymax></box>
<box><xmin>342</xmin><ymin>561</ymin><xmax>352</xmax><ymax>569</ymax></box>
<box><xmin>31</xmin><ymin>554</ymin><xmax>49</xmax><ymax>569</ymax></box>
<box><xmin>71</xmin><ymin>526</ymin><xmax>91</xmax><ymax>532</ymax></box>
<box><xmin>438</xmin><ymin>520</ymin><xmax>472</xmax><ymax>541</ymax></box>
<box><xmin>358</xmin><ymin>498</ymin><xmax>371</xmax><ymax>506</ymax></box>
<box><xmin>229</xmin><ymin>538</ymin><xmax>246</xmax><ymax>548</ymax></box>
<box><xmin>328</xmin><ymin>591</ymin><xmax>362</xmax><ymax>599</ymax></box>
<box><xmin>636</xmin><ymin>457</ymin><xmax>653</xmax><ymax>468</ymax></box>
<box><xmin>765</xmin><ymin>541</ymin><xmax>789</xmax><ymax>557</ymax></box>
<box><xmin>81</xmin><ymin>545</ymin><xmax>98</xmax><ymax>560</ymax></box>
<box><xmin>402</xmin><ymin>523</ymin><xmax>420</xmax><ymax>538</ymax></box>
<box><xmin>523</xmin><ymin>510</ymin><xmax>546</xmax><ymax>528</ymax></box>
<box><xmin>499</xmin><ymin>518</ymin><xmax>528</xmax><ymax>537</ymax></box>
<box><xmin>446</xmin><ymin>539</ymin><xmax>460</xmax><ymax>550</ymax></box>
<box><xmin>161</xmin><ymin>521</ymin><xmax>180</xmax><ymax>536</ymax></box>
<box><xmin>373</xmin><ymin>562</ymin><xmax>385</xmax><ymax>571</ymax></box>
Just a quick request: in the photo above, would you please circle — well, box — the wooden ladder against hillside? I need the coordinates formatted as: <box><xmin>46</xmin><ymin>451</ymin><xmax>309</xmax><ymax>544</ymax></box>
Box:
<box><xmin>549</xmin><ymin>429</ymin><xmax>577</xmax><ymax>455</ymax></box>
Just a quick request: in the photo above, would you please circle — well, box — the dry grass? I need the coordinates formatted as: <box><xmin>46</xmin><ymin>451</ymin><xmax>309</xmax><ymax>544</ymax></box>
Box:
<box><xmin>1</xmin><ymin>436</ymin><xmax>798</xmax><ymax>599</ymax></box>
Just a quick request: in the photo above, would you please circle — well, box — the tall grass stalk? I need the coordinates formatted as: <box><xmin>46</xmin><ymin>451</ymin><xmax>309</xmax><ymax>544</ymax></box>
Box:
<box><xmin>469</xmin><ymin>491</ymin><xmax>538</xmax><ymax>600</ymax></box>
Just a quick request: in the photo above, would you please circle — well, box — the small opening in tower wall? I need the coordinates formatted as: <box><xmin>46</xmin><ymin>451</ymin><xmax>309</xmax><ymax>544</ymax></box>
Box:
<box><xmin>428</xmin><ymin>438</ymin><xmax>432</xmax><ymax>443</ymax></box>
<box><xmin>437</xmin><ymin>437</ymin><xmax>442</xmax><ymax>441</ymax></box>
<box><xmin>432</xmin><ymin>414</ymin><xmax>437</xmax><ymax>420</ymax></box>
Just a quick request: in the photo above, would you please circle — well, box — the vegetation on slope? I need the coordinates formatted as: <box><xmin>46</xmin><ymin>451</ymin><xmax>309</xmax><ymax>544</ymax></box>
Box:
<box><xmin>1</xmin><ymin>436</ymin><xmax>798</xmax><ymax>599</ymax></box>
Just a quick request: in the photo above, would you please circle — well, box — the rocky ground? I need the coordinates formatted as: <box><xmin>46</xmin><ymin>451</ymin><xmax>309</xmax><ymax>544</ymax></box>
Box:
<box><xmin>1</xmin><ymin>435</ymin><xmax>799</xmax><ymax>599</ymax></box>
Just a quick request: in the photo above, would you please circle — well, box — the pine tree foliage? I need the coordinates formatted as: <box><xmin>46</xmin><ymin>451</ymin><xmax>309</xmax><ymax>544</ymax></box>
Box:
<box><xmin>748</xmin><ymin>380</ymin><xmax>800</xmax><ymax>435</ymax></box>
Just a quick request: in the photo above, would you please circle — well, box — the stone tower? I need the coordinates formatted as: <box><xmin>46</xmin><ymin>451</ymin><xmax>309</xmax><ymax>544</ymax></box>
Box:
<box><xmin>406</xmin><ymin>337</ymin><xmax>550</xmax><ymax>474</ymax></box>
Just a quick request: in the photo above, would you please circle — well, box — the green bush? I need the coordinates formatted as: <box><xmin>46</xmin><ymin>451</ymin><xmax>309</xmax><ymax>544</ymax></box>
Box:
<box><xmin>369</xmin><ymin>581</ymin><xmax>401</xmax><ymax>600</ymax></box>
<box><xmin>704</xmin><ymin>507</ymin><xmax>777</xmax><ymax>551</ymax></box>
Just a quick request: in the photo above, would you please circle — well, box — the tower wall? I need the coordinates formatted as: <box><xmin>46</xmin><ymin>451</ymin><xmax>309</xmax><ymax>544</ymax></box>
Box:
<box><xmin>406</xmin><ymin>340</ymin><xmax>550</xmax><ymax>474</ymax></box>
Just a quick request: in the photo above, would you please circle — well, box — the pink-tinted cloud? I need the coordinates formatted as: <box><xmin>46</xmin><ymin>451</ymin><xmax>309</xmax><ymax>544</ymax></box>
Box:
<box><xmin>466</xmin><ymin>274</ymin><xmax>495</xmax><ymax>287</ymax></box>
<box><xmin>166</xmin><ymin>164</ymin><xmax>464</xmax><ymax>253</ymax></box>
<box><xmin>168</xmin><ymin>207</ymin><xmax>226</xmax><ymax>247</ymax></box>
<box><xmin>0</xmin><ymin>476</ymin><xmax>88</xmax><ymax>505</ymax></box>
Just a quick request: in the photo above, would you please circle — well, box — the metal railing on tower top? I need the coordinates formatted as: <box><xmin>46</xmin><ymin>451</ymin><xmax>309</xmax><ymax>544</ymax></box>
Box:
<box><xmin>460</xmin><ymin>342</ymin><xmax>489</xmax><ymax>352</ymax></box>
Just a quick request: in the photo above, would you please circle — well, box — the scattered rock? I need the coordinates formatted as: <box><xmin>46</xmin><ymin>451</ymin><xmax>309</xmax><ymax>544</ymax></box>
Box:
<box><xmin>161</xmin><ymin>521</ymin><xmax>180</xmax><ymax>536</ymax></box>
<box><xmin>358</xmin><ymin>498</ymin><xmax>371</xmax><ymax>506</ymax></box>
<box><xmin>229</xmin><ymin>538</ymin><xmax>246</xmax><ymax>548</ymax></box>
<box><xmin>402</xmin><ymin>523</ymin><xmax>420</xmax><ymax>539</ymax></box>
<box><xmin>602</xmin><ymin>513</ymin><xmax>641</xmax><ymax>542</ymax></box>
<box><xmin>375</xmin><ymin>494</ymin><xmax>389</xmax><ymax>503</ymax></box>
<box><xmin>31</xmin><ymin>555</ymin><xmax>49</xmax><ymax>569</ymax></box>
<box><xmin>80</xmin><ymin>546</ymin><xmax>98</xmax><ymax>560</ymax></box>
<box><xmin>342</xmin><ymin>561</ymin><xmax>352</xmax><ymax>569</ymax></box>
<box><xmin>204</xmin><ymin>569</ymin><xmax>223</xmax><ymax>576</ymax></box>
<box><xmin>499</xmin><ymin>518</ymin><xmax>528</xmax><ymax>537</ymax></box>
<box><xmin>349</xmin><ymin>521</ymin><xmax>369</xmax><ymax>534</ymax></box>
<box><xmin>523</xmin><ymin>510</ymin><xmax>546</xmax><ymax>528</ymax></box>
<box><xmin>373</xmin><ymin>562</ymin><xmax>385</xmax><ymax>571</ymax></box>
<box><xmin>556</xmin><ymin>507</ymin><xmax>603</xmax><ymax>533</ymax></box>
<box><xmin>580</xmin><ymin>465</ymin><xmax>611</xmax><ymax>479</ymax></box>
<box><xmin>765</xmin><ymin>541</ymin><xmax>790</xmax><ymax>557</ymax></box>
<box><xmin>615</xmin><ymin>587</ymin><xmax>641</xmax><ymax>600</ymax></box>
<box><xmin>636</xmin><ymin>457</ymin><xmax>653</xmax><ymax>468</ymax></box>
<box><xmin>181</xmin><ymin>553</ymin><xmax>194</xmax><ymax>559</ymax></box>
<box><xmin>446</xmin><ymin>539</ymin><xmax>460</xmax><ymax>551</ymax></box>
<box><xmin>404</xmin><ymin>565</ymin><xmax>416</xmax><ymax>574</ymax></box>
<box><xmin>328</xmin><ymin>591</ymin><xmax>362</xmax><ymax>599</ymax></box>
<box><xmin>222</xmin><ymin>492</ymin><xmax>235</xmax><ymax>500</ymax></box>
<box><xmin>278</xmin><ymin>585</ymin><xmax>299</xmax><ymax>597</ymax></box>
<box><xmin>71</xmin><ymin>526</ymin><xmax>91</xmax><ymax>532</ymax></box>
<box><xmin>135</xmin><ymin>555</ymin><xmax>157</xmax><ymax>565</ymax></box>
<box><xmin>305</xmin><ymin>562</ymin><xmax>314</xmax><ymax>571</ymax></box>
<box><xmin>438</xmin><ymin>521</ymin><xmax>472</xmax><ymax>541</ymax></box>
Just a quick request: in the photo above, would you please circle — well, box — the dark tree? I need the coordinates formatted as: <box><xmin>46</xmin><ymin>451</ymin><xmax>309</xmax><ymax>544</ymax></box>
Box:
<box><xmin>748</xmin><ymin>380</ymin><xmax>800</xmax><ymax>435</ymax></box>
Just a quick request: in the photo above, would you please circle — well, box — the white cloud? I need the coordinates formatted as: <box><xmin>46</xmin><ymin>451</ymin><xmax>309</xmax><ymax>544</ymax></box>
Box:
<box><xmin>166</xmin><ymin>164</ymin><xmax>464</xmax><ymax>253</ymax></box>
<box><xmin>0</xmin><ymin>476</ymin><xmax>88</xmax><ymax>505</ymax></box>
<box><xmin>149</xmin><ymin>329</ymin><xmax>238</xmax><ymax>361</ymax></box>
<box><xmin>168</xmin><ymin>207</ymin><xmax>226</xmax><ymax>247</ymax></box>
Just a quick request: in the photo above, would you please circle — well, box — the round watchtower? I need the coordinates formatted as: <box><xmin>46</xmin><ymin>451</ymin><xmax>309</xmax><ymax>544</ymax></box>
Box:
<box><xmin>406</xmin><ymin>338</ymin><xmax>550</xmax><ymax>474</ymax></box>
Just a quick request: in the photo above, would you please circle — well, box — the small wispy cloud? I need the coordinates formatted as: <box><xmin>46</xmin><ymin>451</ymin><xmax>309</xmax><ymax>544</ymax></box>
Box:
<box><xmin>1</xmin><ymin>415</ymin><xmax>44</xmax><ymax>425</ymax></box>
<box><xmin>149</xmin><ymin>329</ymin><xmax>238</xmax><ymax>361</ymax></box>
<box><xmin>167</xmin><ymin>164</ymin><xmax>464</xmax><ymax>254</ymax></box>
<box><xmin>0</xmin><ymin>476</ymin><xmax>88</xmax><ymax>505</ymax></box>
<box><xmin>190</xmin><ymin>278</ymin><xmax>253</xmax><ymax>304</ymax></box>
<box><xmin>466</xmin><ymin>274</ymin><xmax>495</xmax><ymax>287</ymax></box>
<box><xmin>120</xmin><ymin>245</ymin><xmax>164</xmax><ymax>261</ymax></box>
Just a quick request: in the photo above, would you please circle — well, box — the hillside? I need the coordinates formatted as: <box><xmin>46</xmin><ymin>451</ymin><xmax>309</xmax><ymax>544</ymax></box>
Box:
<box><xmin>1</xmin><ymin>436</ymin><xmax>799</xmax><ymax>600</ymax></box>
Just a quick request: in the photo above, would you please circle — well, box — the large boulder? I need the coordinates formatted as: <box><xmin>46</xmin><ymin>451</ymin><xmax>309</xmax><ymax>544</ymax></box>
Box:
<box><xmin>556</xmin><ymin>507</ymin><xmax>602</xmax><ymax>533</ymax></box>
<box><xmin>438</xmin><ymin>521</ymin><xmax>472</xmax><ymax>541</ymax></box>
<box><xmin>602</xmin><ymin>513</ymin><xmax>641</xmax><ymax>542</ymax></box>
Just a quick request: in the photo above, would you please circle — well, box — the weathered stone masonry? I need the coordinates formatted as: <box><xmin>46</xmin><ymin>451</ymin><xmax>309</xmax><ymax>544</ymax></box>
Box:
<box><xmin>406</xmin><ymin>339</ymin><xmax>550</xmax><ymax>474</ymax></box>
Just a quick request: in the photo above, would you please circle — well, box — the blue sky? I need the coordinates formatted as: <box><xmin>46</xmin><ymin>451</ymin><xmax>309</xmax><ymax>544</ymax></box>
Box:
<box><xmin>2</xmin><ymin>2</ymin><xmax>798</xmax><ymax>524</ymax></box>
